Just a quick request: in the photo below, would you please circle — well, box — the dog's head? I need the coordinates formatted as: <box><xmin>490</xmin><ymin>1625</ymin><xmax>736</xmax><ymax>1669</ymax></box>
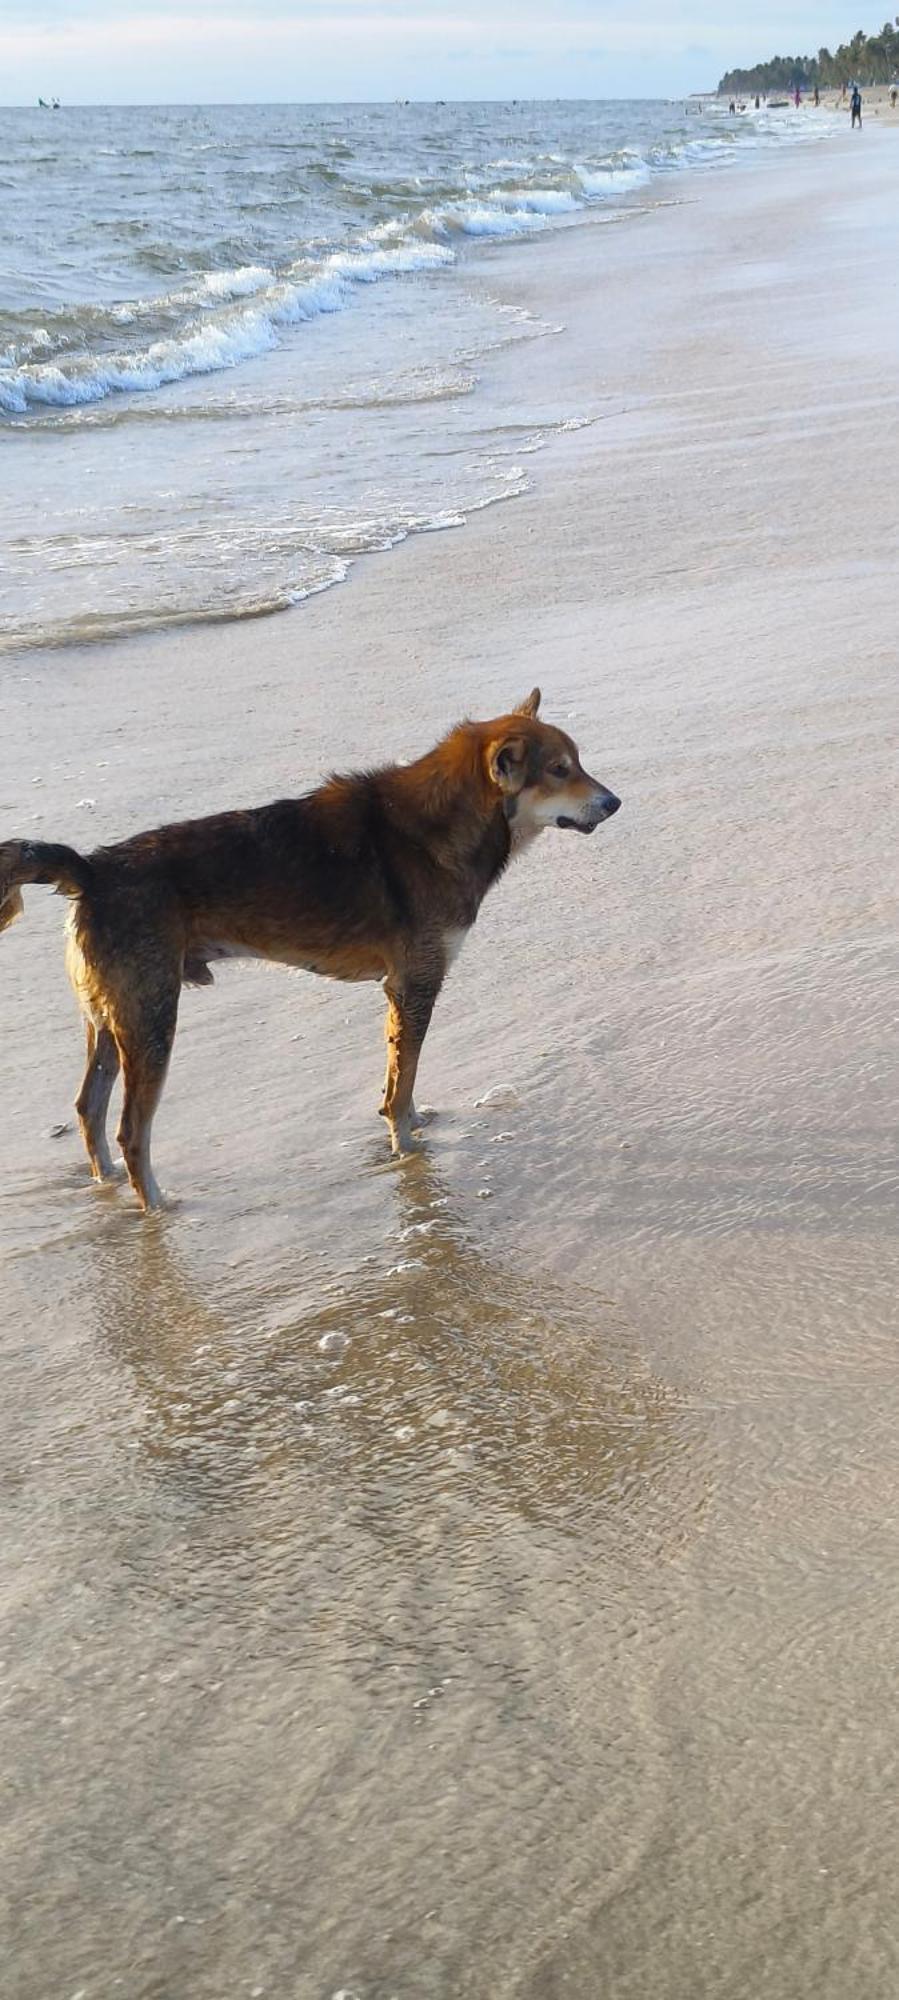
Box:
<box><xmin>484</xmin><ymin>688</ymin><xmax>621</xmax><ymax>840</ymax></box>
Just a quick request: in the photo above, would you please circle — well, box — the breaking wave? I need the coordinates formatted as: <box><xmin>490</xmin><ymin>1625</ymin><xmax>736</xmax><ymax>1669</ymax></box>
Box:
<box><xmin>0</xmin><ymin>105</ymin><xmax>840</xmax><ymax>417</ymax></box>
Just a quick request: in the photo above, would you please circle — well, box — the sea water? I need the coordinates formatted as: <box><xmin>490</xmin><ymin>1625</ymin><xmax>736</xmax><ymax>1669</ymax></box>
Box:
<box><xmin>0</xmin><ymin>98</ymin><xmax>839</xmax><ymax>647</ymax></box>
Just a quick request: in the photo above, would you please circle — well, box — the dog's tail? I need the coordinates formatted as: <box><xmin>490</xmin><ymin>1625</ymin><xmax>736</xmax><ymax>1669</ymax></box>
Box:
<box><xmin>0</xmin><ymin>838</ymin><xmax>94</xmax><ymax>936</ymax></box>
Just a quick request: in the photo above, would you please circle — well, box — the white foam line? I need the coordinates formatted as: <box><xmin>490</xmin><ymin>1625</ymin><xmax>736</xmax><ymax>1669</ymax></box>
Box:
<box><xmin>0</xmin><ymin>244</ymin><xmax>455</xmax><ymax>413</ymax></box>
<box><xmin>0</xmin><ymin>115</ymin><xmax>842</xmax><ymax>417</ymax></box>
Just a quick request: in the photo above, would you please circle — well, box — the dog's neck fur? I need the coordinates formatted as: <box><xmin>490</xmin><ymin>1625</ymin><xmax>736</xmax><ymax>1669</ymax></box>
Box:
<box><xmin>376</xmin><ymin>731</ymin><xmax>515</xmax><ymax>909</ymax></box>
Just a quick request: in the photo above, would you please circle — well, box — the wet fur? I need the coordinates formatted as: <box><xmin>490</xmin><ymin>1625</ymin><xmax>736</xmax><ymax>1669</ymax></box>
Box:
<box><xmin>0</xmin><ymin>691</ymin><xmax>620</xmax><ymax>1210</ymax></box>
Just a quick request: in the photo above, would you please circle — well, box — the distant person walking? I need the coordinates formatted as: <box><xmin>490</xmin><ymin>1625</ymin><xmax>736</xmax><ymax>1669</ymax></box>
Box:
<box><xmin>850</xmin><ymin>84</ymin><xmax>863</xmax><ymax>128</ymax></box>
<box><xmin>793</xmin><ymin>86</ymin><xmax>802</xmax><ymax>108</ymax></box>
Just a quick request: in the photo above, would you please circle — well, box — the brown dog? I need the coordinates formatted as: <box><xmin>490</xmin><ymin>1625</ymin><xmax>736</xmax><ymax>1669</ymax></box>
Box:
<box><xmin>0</xmin><ymin>690</ymin><xmax>620</xmax><ymax>1210</ymax></box>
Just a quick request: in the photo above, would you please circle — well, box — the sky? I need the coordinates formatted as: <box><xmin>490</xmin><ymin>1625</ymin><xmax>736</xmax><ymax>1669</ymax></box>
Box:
<box><xmin>0</xmin><ymin>1</ymin><xmax>879</xmax><ymax>105</ymax></box>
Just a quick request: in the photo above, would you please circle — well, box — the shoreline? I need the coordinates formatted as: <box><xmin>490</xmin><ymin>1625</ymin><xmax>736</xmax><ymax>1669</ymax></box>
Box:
<box><xmin>724</xmin><ymin>82</ymin><xmax>899</xmax><ymax>123</ymax></box>
<box><xmin>1</xmin><ymin>102</ymin><xmax>851</xmax><ymax>654</ymax></box>
<box><xmin>4</xmin><ymin>122</ymin><xmax>893</xmax><ymax>669</ymax></box>
<box><xmin>7</xmin><ymin>119</ymin><xmax>899</xmax><ymax>1322</ymax></box>
<box><xmin>3</xmin><ymin>124</ymin><xmax>899</xmax><ymax>2000</ymax></box>
<box><xmin>4</xmin><ymin>118</ymin><xmax>897</xmax><ymax>1342</ymax></box>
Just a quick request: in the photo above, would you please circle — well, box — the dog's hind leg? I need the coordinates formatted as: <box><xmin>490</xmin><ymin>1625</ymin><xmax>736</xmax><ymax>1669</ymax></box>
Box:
<box><xmin>75</xmin><ymin>1021</ymin><xmax>121</xmax><ymax>1182</ymax></box>
<box><xmin>379</xmin><ymin>976</ymin><xmax>440</xmax><ymax>1156</ymax></box>
<box><xmin>111</xmin><ymin>985</ymin><xmax>180</xmax><ymax>1212</ymax></box>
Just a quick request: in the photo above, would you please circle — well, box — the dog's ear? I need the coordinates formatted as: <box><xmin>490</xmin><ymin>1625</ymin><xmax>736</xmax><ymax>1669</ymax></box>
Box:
<box><xmin>488</xmin><ymin>734</ymin><xmax>529</xmax><ymax>794</ymax></box>
<box><xmin>513</xmin><ymin>687</ymin><xmax>541</xmax><ymax>718</ymax></box>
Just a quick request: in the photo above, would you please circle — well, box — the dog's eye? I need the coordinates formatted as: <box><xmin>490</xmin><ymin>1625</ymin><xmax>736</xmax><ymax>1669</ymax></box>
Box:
<box><xmin>549</xmin><ymin>761</ymin><xmax>570</xmax><ymax>780</ymax></box>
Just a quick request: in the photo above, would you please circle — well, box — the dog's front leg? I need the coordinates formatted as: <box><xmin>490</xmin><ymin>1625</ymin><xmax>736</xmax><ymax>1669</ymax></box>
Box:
<box><xmin>380</xmin><ymin>975</ymin><xmax>440</xmax><ymax>1155</ymax></box>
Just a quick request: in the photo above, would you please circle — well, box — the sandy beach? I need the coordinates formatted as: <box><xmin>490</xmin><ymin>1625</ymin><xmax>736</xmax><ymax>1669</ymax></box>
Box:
<box><xmin>2</xmin><ymin>126</ymin><xmax>899</xmax><ymax>1997</ymax></box>
<box><xmin>813</xmin><ymin>83</ymin><xmax>899</xmax><ymax>122</ymax></box>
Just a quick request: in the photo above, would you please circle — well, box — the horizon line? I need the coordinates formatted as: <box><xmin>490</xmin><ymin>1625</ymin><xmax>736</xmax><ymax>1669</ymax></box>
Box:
<box><xmin>2</xmin><ymin>90</ymin><xmax>717</xmax><ymax>109</ymax></box>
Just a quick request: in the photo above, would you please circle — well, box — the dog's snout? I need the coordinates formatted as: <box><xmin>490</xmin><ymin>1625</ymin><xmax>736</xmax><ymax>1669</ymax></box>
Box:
<box><xmin>557</xmin><ymin>783</ymin><xmax>622</xmax><ymax>833</ymax></box>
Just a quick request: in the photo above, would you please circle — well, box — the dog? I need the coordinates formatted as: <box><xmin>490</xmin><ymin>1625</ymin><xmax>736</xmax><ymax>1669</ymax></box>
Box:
<box><xmin>0</xmin><ymin>689</ymin><xmax>620</xmax><ymax>1210</ymax></box>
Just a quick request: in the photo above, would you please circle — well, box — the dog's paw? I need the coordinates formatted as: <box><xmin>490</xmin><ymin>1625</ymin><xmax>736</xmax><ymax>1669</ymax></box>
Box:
<box><xmin>141</xmin><ymin>1191</ymin><xmax>179</xmax><ymax>1217</ymax></box>
<box><xmin>390</xmin><ymin>1126</ymin><xmax>427</xmax><ymax>1158</ymax></box>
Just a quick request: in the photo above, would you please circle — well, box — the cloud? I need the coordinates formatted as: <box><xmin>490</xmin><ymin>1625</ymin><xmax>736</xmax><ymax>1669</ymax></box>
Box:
<box><xmin>3</xmin><ymin>0</ymin><xmax>859</xmax><ymax>27</ymax></box>
<box><xmin>0</xmin><ymin>0</ymin><xmax>862</xmax><ymax>101</ymax></box>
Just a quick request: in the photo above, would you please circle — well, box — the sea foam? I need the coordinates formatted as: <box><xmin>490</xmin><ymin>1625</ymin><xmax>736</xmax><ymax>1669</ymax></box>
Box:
<box><xmin>0</xmin><ymin>107</ymin><xmax>839</xmax><ymax>417</ymax></box>
<box><xmin>0</xmin><ymin>244</ymin><xmax>454</xmax><ymax>412</ymax></box>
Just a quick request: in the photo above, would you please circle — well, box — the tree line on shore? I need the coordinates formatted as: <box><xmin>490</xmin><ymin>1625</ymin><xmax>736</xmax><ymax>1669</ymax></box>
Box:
<box><xmin>718</xmin><ymin>18</ymin><xmax>899</xmax><ymax>92</ymax></box>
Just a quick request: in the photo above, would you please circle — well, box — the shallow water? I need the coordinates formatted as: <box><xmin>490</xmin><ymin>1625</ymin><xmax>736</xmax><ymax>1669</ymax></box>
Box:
<box><xmin>4</xmin><ymin>705</ymin><xmax>898</xmax><ymax>1997</ymax></box>
<box><xmin>2</xmin><ymin>1165</ymin><xmax>689</xmax><ymax>1999</ymax></box>
<box><xmin>4</xmin><ymin>1043</ymin><xmax>897</xmax><ymax>1999</ymax></box>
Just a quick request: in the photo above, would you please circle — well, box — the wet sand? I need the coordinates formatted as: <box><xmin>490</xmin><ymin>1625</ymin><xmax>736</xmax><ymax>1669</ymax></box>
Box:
<box><xmin>2</xmin><ymin>132</ymin><xmax>899</xmax><ymax>1998</ymax></box>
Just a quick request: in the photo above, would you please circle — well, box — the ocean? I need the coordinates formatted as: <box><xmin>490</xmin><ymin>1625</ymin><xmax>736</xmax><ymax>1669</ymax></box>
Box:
<box><xmin>0</xmin><ymin>97</ymin><xmax>839</xmax><ymax>650</ymax></box>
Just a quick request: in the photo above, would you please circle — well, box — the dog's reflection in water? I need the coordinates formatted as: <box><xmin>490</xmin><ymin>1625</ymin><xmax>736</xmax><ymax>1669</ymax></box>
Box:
<box><xmin>85</xmin><ymin>1156</ymin><xmax>695</xmax><ymax>1546</ymax></box>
